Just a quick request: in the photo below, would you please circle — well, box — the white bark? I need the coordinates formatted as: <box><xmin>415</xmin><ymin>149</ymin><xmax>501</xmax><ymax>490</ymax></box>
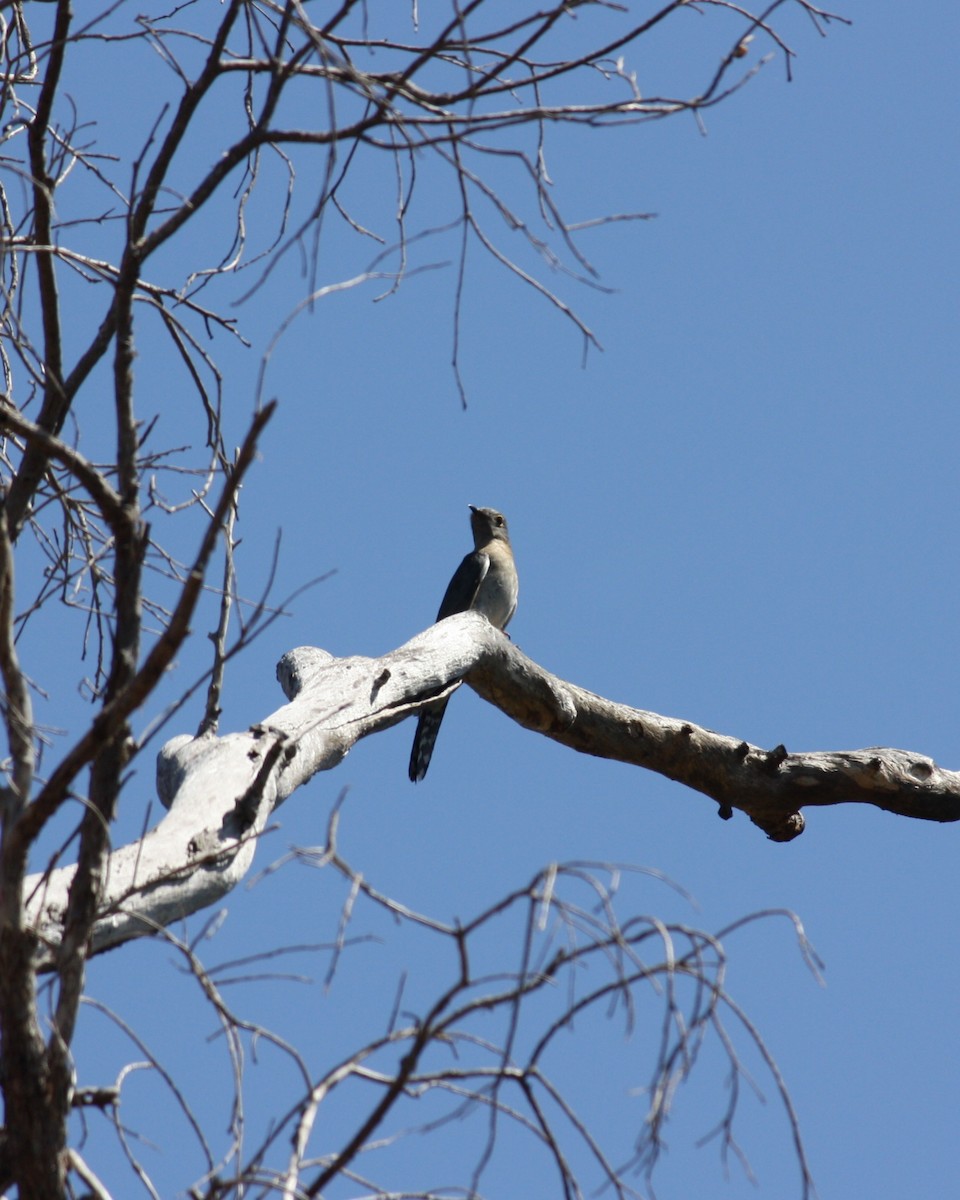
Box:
<box><xmin>25</xmin><ymin>614</ymin><xmax>499</xmax><ymax>963</ymax></box>
<box><xmin>26</xmin><ymin>611</ymin><xmax>960</xmax><ymax>965</ymax></box>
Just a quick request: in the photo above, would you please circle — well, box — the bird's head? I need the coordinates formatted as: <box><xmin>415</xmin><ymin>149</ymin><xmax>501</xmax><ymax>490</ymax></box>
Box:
<box><xmin>469</xmin><ymin>504</ymin><xmax>510</xmax><ymax>545</ymax></box>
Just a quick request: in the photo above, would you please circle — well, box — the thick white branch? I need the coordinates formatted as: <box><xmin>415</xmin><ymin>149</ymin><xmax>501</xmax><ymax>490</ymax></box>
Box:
<box><xmin>26</xmin><ymin>611</ymin><xmax>960</xmax><ymax>965</ymax></box>
<box><xmin>26</xmin><ymin>615</ymin><xmax>502</xmax><ymax>963</ymax></box>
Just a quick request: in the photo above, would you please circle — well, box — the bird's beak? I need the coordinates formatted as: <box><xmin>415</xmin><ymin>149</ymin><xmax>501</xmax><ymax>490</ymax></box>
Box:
<box><xmin>468</xmin><ymin>504</ymin><xmax>477</xmax><ymax>514</ymax></box>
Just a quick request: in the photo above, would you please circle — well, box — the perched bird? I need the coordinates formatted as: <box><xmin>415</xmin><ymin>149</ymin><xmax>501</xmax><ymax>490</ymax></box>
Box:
<box><xmin>408</xmin><ymin>505</ymin><xmax>518</xmax><ymax>782</ymax></box>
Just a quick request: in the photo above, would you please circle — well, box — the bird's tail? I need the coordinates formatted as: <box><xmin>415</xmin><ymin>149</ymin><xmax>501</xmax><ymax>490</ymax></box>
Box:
<box><xmin>408</xmin><ymin>699</ymin><xmax>450</xmax><ymax>782</ymax></box>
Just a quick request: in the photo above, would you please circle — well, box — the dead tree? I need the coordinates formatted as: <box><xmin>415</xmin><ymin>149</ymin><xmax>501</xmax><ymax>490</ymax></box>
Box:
<box><xmin>0</xmin><ymin>2</ymin><xmax>866</xmax><ymax>1196</ymax></box>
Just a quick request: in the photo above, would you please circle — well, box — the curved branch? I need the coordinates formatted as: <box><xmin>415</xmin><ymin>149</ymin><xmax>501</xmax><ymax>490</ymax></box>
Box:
<box><xmin>25</xmin><ymin>610</ymin><xmax>958</xmax><ymax>966</ymax></box>
<box><xmin>460</xmin><ymin>623</ymin><xmax>960</xmax><ymax>840</ymax></box>
<box><xmin>0</xmin><ymin>399</ymin><xmax>125</xmax><ymax>536</ymax></box>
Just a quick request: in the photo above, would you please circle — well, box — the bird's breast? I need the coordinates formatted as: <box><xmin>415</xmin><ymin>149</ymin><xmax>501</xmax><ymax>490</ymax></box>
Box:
<box><xmin>473</xmin><ymin>552</ymin><xmax>518</xmax><ymax>630</ymax></box>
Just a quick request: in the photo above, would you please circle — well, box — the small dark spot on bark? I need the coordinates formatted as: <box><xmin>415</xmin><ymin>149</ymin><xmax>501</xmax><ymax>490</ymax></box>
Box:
<box><xmin>765</xmin><ymin>744</ymin><xmax>788</xmax><ymax>771</ymax></box>
<box><xmin>764</xmin><ymin>811</ymin><xmax>805</xmax><ymax>842</ymax></box>
<box><xmin>371</xmin><ymin>668</ymin><xmax>391</xmax><ymax>701</ymax></box>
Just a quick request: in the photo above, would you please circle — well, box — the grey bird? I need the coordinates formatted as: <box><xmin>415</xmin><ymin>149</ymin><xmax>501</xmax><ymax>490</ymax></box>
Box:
<box><xmin>408</xmin><ymin>505</ymin><xmax>519</xmax><ymax>782</ymax></box>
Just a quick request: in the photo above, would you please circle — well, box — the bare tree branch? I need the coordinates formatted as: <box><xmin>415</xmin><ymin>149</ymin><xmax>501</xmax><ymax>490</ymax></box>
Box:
<box><xmin>0</xmin><ymin>2</ymin><xmax>854</xmax><ymax>1194</ymax></box>
<box><xmin>19</xmin><ymin>606</ymin><xmax>955</xmax><ymax>977</ymax></box>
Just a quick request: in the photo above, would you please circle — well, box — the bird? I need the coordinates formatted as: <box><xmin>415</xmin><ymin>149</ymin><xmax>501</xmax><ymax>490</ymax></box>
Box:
<box><xmin>408</xmin><ymin>505</ymin><xmax>518</xmax><ymax>782</ymax></box>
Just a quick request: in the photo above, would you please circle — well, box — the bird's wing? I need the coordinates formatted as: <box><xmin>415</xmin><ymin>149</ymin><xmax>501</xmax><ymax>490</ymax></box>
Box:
<box><xmin>435</xmin><ymin>550</ymin><xmax>490</xmax><ymax>620</ymax></box>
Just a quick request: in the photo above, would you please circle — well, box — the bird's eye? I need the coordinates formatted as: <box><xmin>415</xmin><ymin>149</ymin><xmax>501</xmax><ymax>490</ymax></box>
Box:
<box><xmin>496</xmin><ymin>515</ymin><xmax>504</xmax><ymax>526</ymax></box>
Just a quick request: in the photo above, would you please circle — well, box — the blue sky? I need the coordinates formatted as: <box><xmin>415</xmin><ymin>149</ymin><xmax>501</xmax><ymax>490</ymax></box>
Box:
<box><xmin>11</xmin><ymin>1</ymin><xmax>960</xmax><ymax>1196</ymax></box>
